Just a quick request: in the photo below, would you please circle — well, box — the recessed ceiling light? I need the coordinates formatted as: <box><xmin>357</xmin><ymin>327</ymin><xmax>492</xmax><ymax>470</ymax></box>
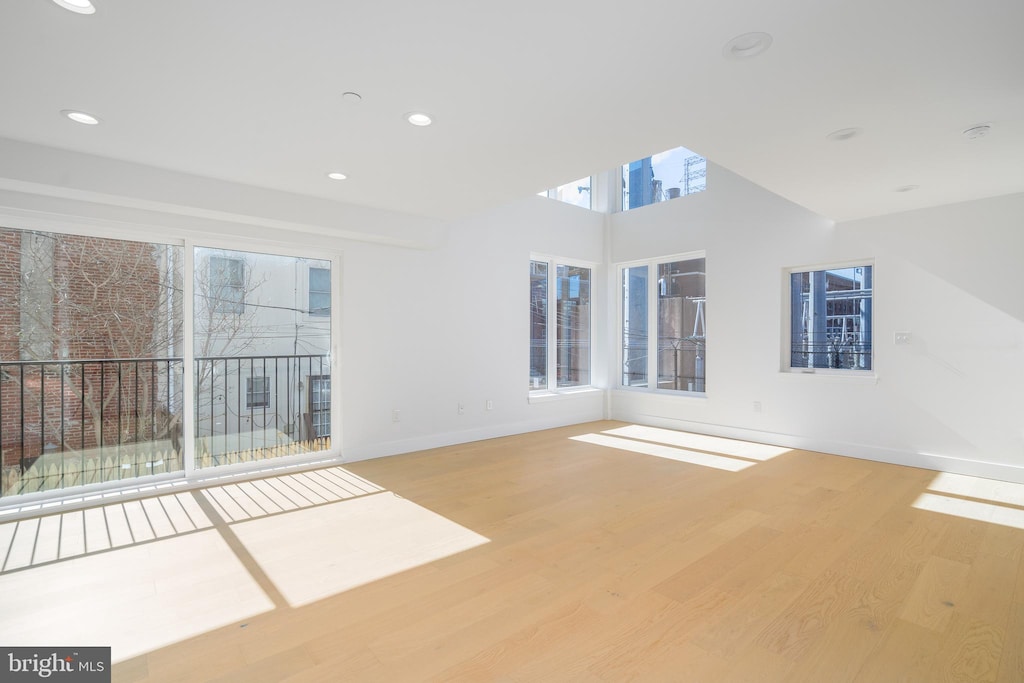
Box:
<box><xmin>51</xmin><ymin>0</ymin><xmax>96</xmax><ymax>14</ymax></box>
<box><xmin>326</xmin><ymin>172</ymin><xmax>347</xmax><ymax>181</ymax></box>
<box><xmin>341</xmin><ymin>91</ymin><xmax>362</xmax><ymax>103</ymax></box>
<box><xmin>61</xmin><ymin>109</ymin><xmax>100</xmax><ymax>125</ymax></box>
<box><xmin>826</xmin><ymin>127</ymin><xmax>863</xmax><ymax>142</ymax></box>
<box><xmin>894</xmin><ymin>184</ymin><xmax>919</xmax><ymax>193</ymax></box>
<box><xmin>405</xmin><ymin>112</ymin><xmax>433</xmax><ymax>127</ymax></box>
<box><xmin>962</xmin><ymin>124</ymin><xmax>991</xmax><ymax>140</ymax></box>
<box><xmin>722</xmin><ymin>32</ymin><xmax>773</xmax><ymax>59</ymax></box>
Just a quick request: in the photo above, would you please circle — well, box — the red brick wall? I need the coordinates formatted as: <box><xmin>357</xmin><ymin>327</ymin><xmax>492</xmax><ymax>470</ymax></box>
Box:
<box><xmin>1</xmin><ymin>228</ymin><xmax>170</xmax><ymax>467</ymax></box>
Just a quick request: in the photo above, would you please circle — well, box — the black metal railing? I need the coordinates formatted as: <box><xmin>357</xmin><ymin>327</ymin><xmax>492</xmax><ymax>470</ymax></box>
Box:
<box><xmin>1</xmin><ymin>353</ymin><xmax>329</xmax><ymax>498</ymax></box>
<box><xmin>790</xmin><ymin>342</ymin><xmax>872</xmax><ymax>370</ymax></box>
<box><xmin>194</xmin><ymin>353</ymin><xmax>329</xmax><ymax>467</ymax></box>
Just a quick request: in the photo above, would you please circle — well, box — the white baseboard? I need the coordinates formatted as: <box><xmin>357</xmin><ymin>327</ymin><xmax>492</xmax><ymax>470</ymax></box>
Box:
<box><xmin>342</xmin><ymin>412</ymin><xmax>602</xmax><ymax>463</ymax></box>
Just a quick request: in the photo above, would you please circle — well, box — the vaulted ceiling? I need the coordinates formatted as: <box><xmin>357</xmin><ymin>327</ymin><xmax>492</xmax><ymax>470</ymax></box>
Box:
<box><xmin>1</xmin><ymin>0</ymin><xmax>1021</xmax><ymax>222</ymax></box>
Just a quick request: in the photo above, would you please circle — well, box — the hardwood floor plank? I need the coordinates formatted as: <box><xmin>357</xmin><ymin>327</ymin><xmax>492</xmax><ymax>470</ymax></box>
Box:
<box><xmin>898</xmin><ymin>555</ymin><xmax>971</xmax><ymax>632</ymax></box>
<box><xmin>852</xmin><ymin>619</ymin><xmax>944</xmax><ymax>683</ymax></box>
<box><xmin>753</xmin><ymin>568</ymin><xmax>865</xmax><ymax>661</ymax></box>
<box><xmin>926</xmin><ymin>614</ymin><xmax>1004</xmax><ymax>683</ymax></box>
<box><xmin>996</xmin><ymin>602</ymin><xmax>1024</xmax><ymax>683</ymax></box>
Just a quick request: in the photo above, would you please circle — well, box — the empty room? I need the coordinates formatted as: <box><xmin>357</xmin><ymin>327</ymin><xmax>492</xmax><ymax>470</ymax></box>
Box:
<box><xmin>1</xmin><ymin>1</ymin><xmax>1023</xmax><ymax>681</ymax></box>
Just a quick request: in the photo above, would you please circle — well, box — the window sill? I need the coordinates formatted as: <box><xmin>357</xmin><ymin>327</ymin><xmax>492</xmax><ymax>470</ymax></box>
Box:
<box><xmin>614</xmin><ymin>386</ymin><xmax>708</xmax><ymax>398</ymax></box>
<box><xmin>528</xmin><ymin>387</ymin><xmax>602</xmax><ymax>404</ymax></box>
<box><xmin>781</xmin><ymin>368</ymin><xmax>879</xmax><ymax>383</ymax></box>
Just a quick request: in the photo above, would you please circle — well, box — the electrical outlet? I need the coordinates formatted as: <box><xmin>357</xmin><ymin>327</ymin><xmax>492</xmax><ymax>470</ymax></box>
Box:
<box><xmin>894</xmin><ymin>331</ymin><xmax>912</xmax><ymax>345</ymax></box>
<box><xmin>392</xmin><ymin>409</ymin><xmax>400</xmax><ymax>422</ymax></box>
<box><xmin>753</xmin><ymin>401</ymin><xmax>762</xmax><ymax>413</ymax></box>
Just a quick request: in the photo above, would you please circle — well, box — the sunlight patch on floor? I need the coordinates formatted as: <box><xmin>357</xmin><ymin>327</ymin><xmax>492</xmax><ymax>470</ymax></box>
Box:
<box><xmin>0</xmin><ymin>492</ymin><xmax>213</xmax><ymax>572</ymax></box>
<box><xmin>200</xmin><ymin>466</ymin><xmax>382</xmax><ymax>523</ymax></box>
<box><xmin>0</xmin><ymin>529</ymin><xmax>274</xmax><ymax>663</ymax></box>
<box><xmin>925</xmin><ymin>472</ymin><xmax>1024</xmax><ymax>508</ymax></box>
<box><xmin>571</xmin><ymin>433</ymin><xmax>755</xmax><ymax>472</ymax></box>
<box><xmin>602</xmin><ymin>425</ymin><xmax>790</xmax><ymax>461</ymax></box>
<box><xmin>912</xmin><ymin>491</ymin><xmax>1024</xmax><ymax>530</ymax></box>
<box><xmin>231</xmin><ymin>492</ymin><xmax>490</xmax><ymax>607</ymax></box>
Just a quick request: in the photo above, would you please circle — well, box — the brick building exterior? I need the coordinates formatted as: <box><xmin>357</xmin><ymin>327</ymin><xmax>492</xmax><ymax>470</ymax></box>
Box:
<box><xmin>0</xmin><ymin>227</ymin><xmax>179</xmax><ymax>470</ymax></box>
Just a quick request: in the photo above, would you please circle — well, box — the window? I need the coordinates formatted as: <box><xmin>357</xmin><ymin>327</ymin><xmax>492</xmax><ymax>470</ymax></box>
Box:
<box><xmin>0</xmin><ymin>226</ymin><xmax>336</xmax><ymax>502</ymax></box>
<box><xmin>620</xmin><ymin>255</ymin><xmax>706</xmax><ymax>392</ymax></box>
<box><xmin>246</xmin><ymin>376</ymin><xmax>270</xmax><ymax>409</ymax></box>
<box><xmin>622</xmin><ymin>146</ymin><xmax>706</xmax><ymax>211</ymax></box>
<box><xmin>208</xmin><ymin>256</ymin><xmax>245</xmax><ymax>314</ymax></box>
<box><xmin>789</xmin><ymin>264</ymin><xmax>873</xmax><ymax>371</ymax></box>
<box><xmin>530</xmin><ymin>258</ymin><xmax>592</xmax><ymax>391</ymax></box>
<box><xmin>309</xmin><ymin>266</ymin><xmax>330</xmax><ymax>316</ymax></box>
<box><xmin>539</xmin><ymin>176</ymin><xmax>592</xmax><ymax>210</ymax></box>
<box><xmin>309</xmin><ymin>375</ymin><xmax>330</xmax><ymax>438</ymax></box>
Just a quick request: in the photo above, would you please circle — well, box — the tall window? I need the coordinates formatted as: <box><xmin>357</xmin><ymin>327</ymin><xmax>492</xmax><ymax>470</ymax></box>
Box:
<box><xmin>529</xmin><ymin>261</ymin><xmax>548</xmax><ymax>389</ymax></box>
<box><xmin>309</xmin><ymin>266</ymin><xmax>331</xmax><ymax>317</ymax></box>
<box><xmin>622</xmin><ymin>146</ymin><xmax>706</xmax><ymax>211</ymax></box>
<box><xmin>620</xmin><ymin>255</ymin><xmax>706</xmax><ymax>392</ymax></box>
<box><xmin>789</xmin><ymin>264</ymin><xmax>873</xmax><ymax>371</ymax></box>
<box><xmin>530</xmin><ymin>258</ymin><xmax>592</xmax><ymax>391</ymax></box>
<box><xmin>0</xmin><ymin>229</ymin><xmax>336</xmax><ymax>502</ymax></box>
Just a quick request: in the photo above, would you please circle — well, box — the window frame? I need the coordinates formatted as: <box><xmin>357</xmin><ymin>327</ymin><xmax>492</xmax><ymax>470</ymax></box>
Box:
<box><xmin>529</xmin><ymin>254</ymin><xmax>596</xmax><ymax>395</ymax></box>
<box><xmin>783</xmin><ymin>260</ymin><xmax>875</xmax><ymax>376</ymax></box>
<box><xmin>0</xmin><ymin>213</ymin><xmax>343</xmax><ymax>509</ymax></box>
<box><xmin>616</xmin><ymin>251</ymin><xmax>708</xmax><ymax>395</ymax></box>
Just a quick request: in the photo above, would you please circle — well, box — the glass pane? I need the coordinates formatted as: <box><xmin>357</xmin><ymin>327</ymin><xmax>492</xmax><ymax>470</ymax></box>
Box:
<box><xmin>622</xmin><ymin>266</ymin><xmax>649</xmax><ymax>386</ymax></box>
<box><xmin>791</xmin><ymin>265</ymin><xmax>872</xmax><ymax>370</ymax></box>
<box><xmin>0</xmin><ymin>228</ymin><xmax>184</xmax><ymax>499</ymax></box>
<box><xmin>529</xmin><ymin>261</ymin><xmax>547</xmax><ymax>390</ymax></box>
<box><xmin>657</xmin><ymin>258</ymin><xmax>706</xmax><ymax>391</ymax></box>
<box><xmin>194</xmin><ymin>248</ymin><xmax>332</xmax><ymax>468</ymax></box>
<box><xmin>622</xmin><ymin>146</ymin><xmax>707</xmax><ymax>210</ymax></box>
<box><xmin>542</xmin><ymin>176</ymin><xmax>592</xmax><ymax>209</ymax></box>
<box><xmin>556</xmin><ymin>264</ymin><xmax>591</xmax><ymax>388</ymax></box>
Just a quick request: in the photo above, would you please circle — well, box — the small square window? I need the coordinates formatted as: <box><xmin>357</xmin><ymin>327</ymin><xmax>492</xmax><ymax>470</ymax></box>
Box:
<box><xmin>246</xmin><ymin>376</ymin><xmax>270</xmax><ymax>409</ymax></box>
<box><xmin>788</xmin><ymin>264</ymin><xmax>873</xmax><ymax>371</ymax></box>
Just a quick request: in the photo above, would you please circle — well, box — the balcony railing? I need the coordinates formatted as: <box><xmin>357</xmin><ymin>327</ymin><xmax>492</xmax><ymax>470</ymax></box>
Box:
<box><xmin>1</xmin><ymin>354</ymin><xmax>329</xmax><ymax>499</ymax></box>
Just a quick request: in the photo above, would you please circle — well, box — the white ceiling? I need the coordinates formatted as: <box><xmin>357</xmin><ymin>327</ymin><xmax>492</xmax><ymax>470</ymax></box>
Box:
<box><xmin>1</xmin><ymin>0</ymin><xmax>1022</xmax><ymax>223</ymax></box>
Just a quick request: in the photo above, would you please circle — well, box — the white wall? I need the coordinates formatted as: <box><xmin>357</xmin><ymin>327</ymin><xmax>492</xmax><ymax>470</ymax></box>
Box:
<box><xmin>610</xmin><ymin>163</ymin><xmax>1024</xmax><ymax>482</ymax></box>
<box><xmin>340</xmin><ymin>195</ymin><xmax>607</xmax><ymax>461</ymax></box>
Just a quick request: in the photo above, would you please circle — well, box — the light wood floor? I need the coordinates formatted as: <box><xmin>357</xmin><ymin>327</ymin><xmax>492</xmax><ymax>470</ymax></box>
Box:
<box><xmin>13</xmin><ymin>420</ymin><xmax>1024</xmax><ymax>681</ymax></box>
